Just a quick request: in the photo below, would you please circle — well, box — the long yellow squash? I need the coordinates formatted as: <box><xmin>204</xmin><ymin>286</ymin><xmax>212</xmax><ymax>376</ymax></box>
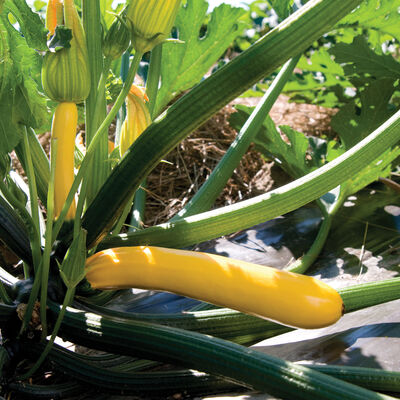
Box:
<box><xmin>51</xmin><ymin>102</ymin><xmax>77</xmax><ymax>220</ymax></box>
<box><xmin>85</xmin><ymin>246</ymin><xmax>344</xmax><ymax>329</ymax></box>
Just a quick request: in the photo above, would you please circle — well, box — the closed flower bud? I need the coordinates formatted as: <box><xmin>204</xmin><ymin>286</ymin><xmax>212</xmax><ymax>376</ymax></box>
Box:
<box><xmin>126</xmin><ymin>0</ymin><xmax>181</xmax><ymax>53</ymax></box>
<box><xmin>42</xmin><ymin>0</ymin><xmax>90</xmax><ymax>103</ymax></box>
<box><xmin>103</xmin><ymin>12</ymin><xmax>131</xmax><ymax>60</ymax></box>
<box><xmin>119</xmin><ymin>85</ymin><xmax>151</xmax><ymax>157</ymax></box>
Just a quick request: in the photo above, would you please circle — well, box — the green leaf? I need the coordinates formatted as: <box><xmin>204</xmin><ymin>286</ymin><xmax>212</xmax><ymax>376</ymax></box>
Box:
<box><xmin>296</xmin><ymin>48</ymin><xmax>345</xmax><ymax>76</ymax></box>
<box><xmin>230</xmin><ymin>105</ymin><xmax>311</xmax><ymax>178</ymax></box>
<box><xmin>329</xmin><ymin>35</ymin><xmax>400</xmax><ymax>83</ymax></box>
<box><xmin>154</xmin><ymin>0</ymin><xmax>246</xmax><ymax>114</ymax></box>
<box><xmin>267</xmin><ymin>48</ymin><xmax>351</xmax><ymax>107</ymax></box>
<box><xmin>0</xmin><ymin>13</ymin><xmax>48</xmax><ymax>156</ymax></box>
<box><xmin>283</xmin><ymin>73</ymin><xmax>349</xmax><ymax>108</ymax></box>
<box><xmin>270</xmin><ymin>0</ymin><xmax>294</xmax><ymax>20</ymax></box>
<box><xmin>4</xmin><ymin>0</ymin><xmax>47</xmax><ymax>51</ymax></box>
<box><xmin>5</xmin><ymin>16</ymin><xmax>48</xmax><ymax>127</ymax></box>
<box><xmin>339</xmin><ymin>0</ymin><xmax>400</xmax><ymax>43</ymax></box>
<box><xmin>33</xmin><ymin>1</ymin><xmax>46</xmax><ymax>12</ymax></box>
<box><xmin>0</xmin><ymin>15</ymin><xmax>12</xmax><ymax>97</ymax></box>
<box><xmin>331</xmin><ymin>78</ymin><xmax>397</xmax><ymax>149</ymax></box>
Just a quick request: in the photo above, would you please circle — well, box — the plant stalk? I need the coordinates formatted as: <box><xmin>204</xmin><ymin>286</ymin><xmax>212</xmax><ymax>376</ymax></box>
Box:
<box><xmin>171</xmin><ymin>55</ymin><xmax>300</xmax><ymax>221</ymax></box>
<box><xmin>82</xmin><ymin>0</ymin><xmax>109</xmax><ymax>204</ymax></box>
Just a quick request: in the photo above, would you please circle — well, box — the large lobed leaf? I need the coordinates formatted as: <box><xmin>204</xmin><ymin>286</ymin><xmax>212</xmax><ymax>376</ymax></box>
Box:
<box><xmin>339</xmin><ymin>0</ymin><xmax>400</xmax><ymax>43</ymax></box>
<box><xmin>331</xmin><ymin>79</ymin><xmax>397</xmax><ymax>149</ymax></box>
<box><xmin>4</xmin><ymin>0</ymin><xmax>47</xmax><ymax>51</ymax></box>
<box><xmin>154</xmin><ymin>0</ymin><xmax>246</xmax><ymax>115</ymax></box>
<box><xmin>330</xmin><ymin>35</ymin><xmax>400</xmax><ymax>84</ymax></box>
<box><xmin>0</xmin><ymin>1</ymin><xmax>49</xmax><ymax>157</ymax></box>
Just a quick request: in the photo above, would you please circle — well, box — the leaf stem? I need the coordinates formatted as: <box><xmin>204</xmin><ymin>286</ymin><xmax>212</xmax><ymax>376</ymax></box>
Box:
<box><xmin>171</xmin><ymin>55</ymin><xmax>300</xmax><ymax>221</ymax></box>
<box><xmin>40</xmin><ymin>139</ymin><xmax>58</xmax><ymax>341</ymax></box>
<box><xmin>21</xmin><ymin>127</ymin><xmax>42</xmax><ymax>272</ymax></box>
<box><xmin>82</xmin><ymin>0</ymin><xmax>108</xmax><ymax>204</ymax></box>
<box><xmin>20</xmin><ymin>288</ymin><xmax>75</xmax><ymax>379</ymax></box>
<box><xmin>146</xmin><ymin>43</ymin><xmax>163</xmax><ymax>119</ymax></box>
<box><xmin>0</xmin><ymin>281</ymin><xmax>12</xmax><ymax>305</ymax></box>
<box><xmin>0</xmin><ymin>180</ymin><xmax>37</xmax><ymax>268</ymax></box>
<box><xmin>285</xmin><ymin>195</ymin><xmax>345</xmax><ymax>274</ymax></box>
<box><xmin>129</xmin><ymin>44</ymin><xmax>163</xmax><ymax>231</ymax></box>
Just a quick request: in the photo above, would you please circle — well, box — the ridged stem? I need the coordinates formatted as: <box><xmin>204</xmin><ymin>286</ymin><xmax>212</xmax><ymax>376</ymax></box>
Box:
<box><xmin>82</xmin><ymin>0</ymin><xmax>109</xmax><ymax>204</ymax></box>
<box><xmin>21</xmin><ymin>127</ymin><xmax>41</xmax><ymax>272</ymax></box>
<box><xmin>340</xmin><ymin>277</ymin><xmax>400</xmax><ymax>312</ymax></box>
<box><xmin>40</xmin><ymin>139</ymin><xmax>57</xmax><ymax>340</ymax></box>
<box><xmin>285</xmin><ymin>196</ymin><xmax>344</xmax><ymax>274</ymax></box>
<box><xmin>0</xmin><ymin>181</ymin><xmax>37</xmax><ymax>270</ymax></box>
<box><xmin>51</xmin><ymin>302</ymin><xmax>396</xmax><ymax>400</ymax></box>
<box><xmin>14</xmin><ymin>127</ymin><xmax>50</xmax><ymax>207</ymax></box>
<box><xmin>22</xmin><ymin>341</ymin><xmax>400</xmax><ymax>395</ymax></box>
<box><xmin>20</xmin><ymin>288</ymin><xmax>75</xmax><ymax>379</ymax></box>
<box><xmin>129</xmin><ymin>44</ymin><xmax>163</xmax><ymax>230</ymax></box>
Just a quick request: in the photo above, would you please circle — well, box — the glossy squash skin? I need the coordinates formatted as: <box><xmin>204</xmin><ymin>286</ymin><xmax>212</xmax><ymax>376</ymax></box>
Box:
<box><xmin>51</xmin><ymin>102</ymin><xmax>77</xmax><ymax>220</ymax></box>
<box><xmin>85</xmin><ymin>246</ymin><xmax>344</xmax><ymax>329</ymax></box>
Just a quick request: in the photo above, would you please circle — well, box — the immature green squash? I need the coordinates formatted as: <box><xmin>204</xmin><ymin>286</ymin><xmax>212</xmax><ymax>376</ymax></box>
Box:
<box><xmin>103</xmin><ymin>12</ymin><xmax>131</xmax><ymax>60</ymax></box>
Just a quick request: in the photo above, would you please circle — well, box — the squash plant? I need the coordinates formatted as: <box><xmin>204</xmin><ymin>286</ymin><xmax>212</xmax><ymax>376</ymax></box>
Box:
<box><xmin>0</xmin><ymin>0</ymin><xmax>400</xmax><ymax>398</ymax></box>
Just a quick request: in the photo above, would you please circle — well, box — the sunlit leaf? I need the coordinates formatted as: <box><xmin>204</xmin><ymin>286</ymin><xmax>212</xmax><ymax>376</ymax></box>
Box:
<box><xmin>331</xmin><ymin>78</ymin><xmax>397</xmax><ymax>149</ymax></box>
<box><xmin>330</xmin><ymin>35</ymin><xmax>400</xmax><ymax>83</ymax></box>
<box><xmin>4</xmin><ymin>0</ymin><xmax>47</xmax><ymax>51</ymax></box>
<box><xmin>155</xmin><ymin>0</ymin><xmax>246</xmax><ymax>114</ymax></box>
<box><xmin>339</xmin><ymin>0</ymin><xmax>400</xmax><ymax>43</ymax></box>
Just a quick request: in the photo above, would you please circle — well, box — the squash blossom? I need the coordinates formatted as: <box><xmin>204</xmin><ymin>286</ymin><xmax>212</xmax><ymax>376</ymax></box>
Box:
<box><xmin>126</xmin><ymin>0</ymin><xmax>181</xmax><ymax>53</ymax></box>
<box><xmin>43</xmin><ymin>0</ymin><xmax>90</xmax><ymax>220</ymax></box>
<box><xmin>42</xmin><ymin>0</ymin><xmax>90</xmax><ymax>103</ymax></box>
<box><xmin>119</xmin><ymin>85</ymin><xmax>151</xmax><ymax>157</ymax></box>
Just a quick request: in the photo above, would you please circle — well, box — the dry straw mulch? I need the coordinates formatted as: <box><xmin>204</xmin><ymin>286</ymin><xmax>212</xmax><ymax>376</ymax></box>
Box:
<box><xmin>142</xmin><ymin>95</ymin><xmax>337</xmax><ymax>226</ymax></box>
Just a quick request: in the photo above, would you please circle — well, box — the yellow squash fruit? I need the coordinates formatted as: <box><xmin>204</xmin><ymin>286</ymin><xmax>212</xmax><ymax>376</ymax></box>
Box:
<box><xmin>51</xmin><ymin>102</ymin><xmax>77</xmax><ymax>220</ymax></box>
<box><xmin>126</xmin><ymin>0</ymin><xmax>181</xmax><ymax>53</ymax></box>
<box><xmin>85</xmin><ymin>246</ymin><xmax>344</xmax><ymax>329</ymax></box>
